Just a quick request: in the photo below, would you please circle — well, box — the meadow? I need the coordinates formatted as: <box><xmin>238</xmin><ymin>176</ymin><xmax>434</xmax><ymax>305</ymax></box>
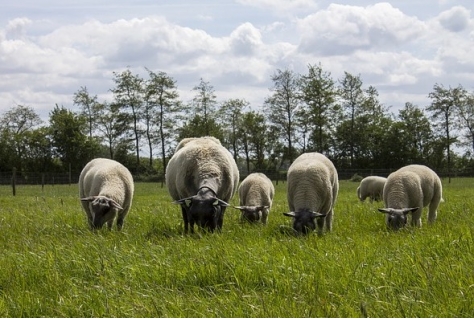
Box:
<box><xmin>0</xmin><ymin>178</ymin><xmax>473</xmax><ymax>317</ymax></box>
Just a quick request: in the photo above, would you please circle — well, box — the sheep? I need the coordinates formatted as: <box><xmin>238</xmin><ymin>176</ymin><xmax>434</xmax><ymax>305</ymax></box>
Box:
<box><xmin>378</xmin><ymin>164</ymin><xmax>443</xmax><ymax>230</ymax></box>
<box><xmin>283</xmin><ymin>152</ymin><xmax>339</xmax><ymax>235</ymax></box>
<box><xmin>357</xmin><ymin>176</ymin><xmax>387</xmax><ymax>202</ymax></box>
<box><xmin>166</xmin><ymin>137</ymin><xmax>240</xmax><ymax>233</ymax></box>
<box><xmin>79</xmin><ymin>158</ymin><xmax>134</xmax><ymax>230</ymax></box>
<box><xmin>234</xmin><ymin>173</ymin><xmax>275</xmax><ymax>224</ymax></box>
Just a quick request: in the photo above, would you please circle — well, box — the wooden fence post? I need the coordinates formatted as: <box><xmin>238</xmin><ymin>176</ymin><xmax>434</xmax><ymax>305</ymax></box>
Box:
<box><xmin>12</xmin><ymin>167</ymin><xmax>16</xmax><ymax>196</ymax></box>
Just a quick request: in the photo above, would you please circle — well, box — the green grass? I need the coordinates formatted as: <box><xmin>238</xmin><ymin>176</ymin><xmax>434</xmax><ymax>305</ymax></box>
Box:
<box><xmin>0</xmin><ymin>179</ymin><xmax>473</xmax><ymax>317</ymax></box>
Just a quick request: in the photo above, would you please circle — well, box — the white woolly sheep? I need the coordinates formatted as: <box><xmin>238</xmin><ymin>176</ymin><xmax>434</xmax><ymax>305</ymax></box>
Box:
<box><xmin>283</xmin><ymin>152</ymin><xmax>339</xmax><ymax>235</ymax></box>
<box><xmin>79</xmin><ymin>158</ymin><xmax>134</xmax><ymax>230</ymax></box>
<box><xmin>378</xmin><ymin>164</ymin><xmax>443</xmax><ymax>230</ymax></box>
<box><xmin>166</xmin><ymin>137</ymin><xmax>240</xmax><ymax>233</ymax></box>
<box><xmin>357</xmin><ymin>176</ymin><xmax>387</xmax><ymax>202</ymax></box>
<box><xmin>234</xmin><ymin>173</ymin><xmax>275</xmax><ymax>224</ymax></box>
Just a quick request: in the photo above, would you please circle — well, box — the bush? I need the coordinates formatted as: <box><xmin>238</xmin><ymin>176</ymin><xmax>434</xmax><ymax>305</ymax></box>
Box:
<box><xmin>350</xmin><ymin>173</ymin><xmax>363</xmax><ymax>182</ymax></box>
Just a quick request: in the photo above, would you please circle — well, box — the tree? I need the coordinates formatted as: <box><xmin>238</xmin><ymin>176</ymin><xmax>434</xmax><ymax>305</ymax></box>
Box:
<box><xmin>190</xmin><ymin>78</ymin><xmax>218</xmax><ymax>136</ymax></box>
<box><xmin>177</xmin><ymin>114</ymin><xmax>224</xmax><ymax>141</ymax></box>
<box><xmin>49</xmin><ymin>105</ymin><xmax>99</xmax><ymax>172</ymax></box>
<box><xmin>338</xmin><ymin>72</ymin><xmax>366</xmax><ymax>168</ymax></box>
<box><xmin>73</xmin><ymin>86</ymin><xmax>100</xmax><ymax>139</ymax></box>
<box><xmin>397</xmin><ymin>102</ymin><xmax>434</xmax><ymax>164</ymax></box>
<box><xmin>111</xmin><ymin>69</ymin><xmax>144</xmax><ymax>168</ymax></box>
<box><xmin>219</xmin><ymin>98</ymin><xmax>248</xmax><ymax>161</ymax></box>
<box><xmin>0</xmin><ymin>105</ymin><xmax>43</xmax><ymax>172</ymax></box>
<box><xmin>238</xmin><ymin>111</ymin><xmax>268</xmax><ymax>173</ymax></box>
<box><xmin>300</xmin><ymin>63</ymin><xmax>339</xmax><ymax>154</ymax></box>
<box><xmin>427</xmin><ymin>83</ymin><xmax>463</xmax><ymax>182</ymax></box>
<box><xmin>145</xmin><ymin>69</ymin><xmax>181</xmax><ymax>176</ymax></box>
<box><xmin>22</xmin><ymin>127</ymin><xmax>55</xmax><ymax>172</ymax></box>
<box><xmin>455</xmin><ymin>88</ymin><xmax>474</xmax><ymax>155</ymax></box>
<box><xmin>264</xmin><ymin>68</ymin><xmax>301</xmax><ymax>164</ymax></box>
<box><xmin>95</xmin><ymin>102</ymin><xmax>130</xmax><ymax>159</ymax></box>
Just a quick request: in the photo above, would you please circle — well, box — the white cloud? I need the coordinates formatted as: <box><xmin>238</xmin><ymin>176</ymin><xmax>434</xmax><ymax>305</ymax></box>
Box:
<box><xmin>437</xmin><ymin>5</ymin><xmax>471</xmax><ymax>32</ymax></box>
<box><xmin>5</xmin><ymin>17</ymin><xmax>31</xmax><ymax>39</ymax></box>
<box><xmin>229</xmin><ymin>22</ymin><xmax>263</xmax><ymax>55</ymax></box>
<box><xmin>237</xmin><ymin>0</ymin><xmax>318</xmax><ymax>13</ymax></box>
<box><xmin>296</xmin><ymin>3</ymin><xmax>426</xmax><ymax>55</ymax></box>
<box><xmin>1</xmin><ymin>1</ymin><xmax>474</xmax><ymax>121</ymax></box>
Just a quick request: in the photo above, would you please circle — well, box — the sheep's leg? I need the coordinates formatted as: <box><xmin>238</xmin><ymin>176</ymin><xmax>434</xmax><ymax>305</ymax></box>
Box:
<box><xmin>181</xmin><ymin>206</ymin><xmax>189</xmax><ymax>234</ymax></box>
<box><xmin>411</xmin><ymin>207</ymin><xmax>423</xmax><ymax>227</ymax></box>
<box><xmin>261</xmin><ymin>209</ymin><xmax>269</xmax><ymax>225</ymax></box>
<box><xmin>427</xmin><ymin>201</ymin><xmax>439</xmax><ymax>224</ymax></box>
<box><xmin>116</xmin><ymin>217</ymin><xmax>124</xmax><ymax>231</ymax></box>
<box><xmin>325</xmin><ymin>210</ymin><xmax>333</xmax><ymax>232</ymax></box>
<box><xmin>106</xmin><ymin>219</ymin><xmax>113</xmax><ymax>230</ymax></box>
<box><xmin>116</xmin><ymin>209</ymin><xmax>128</xmax><ymax>231</ymax></box>
<box><xmin>217</xmin><ymin>209</ymin><xmax>225</xmax><ymax>231</ymax></box>
<box><xmin>83</xmin><ymin>206</ymin><xmax>94</xmax><ymax>229</ymax></box>
<box><xmin>316</xmin><ymin>218</ymin><xmax>325</xmax><ymax>235</ymax></box>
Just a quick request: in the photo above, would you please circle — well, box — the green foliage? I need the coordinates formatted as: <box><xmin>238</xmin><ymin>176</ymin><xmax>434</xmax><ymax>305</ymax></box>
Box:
<box><xmin>49</xmin><ymin>105</ymin><xmax>101</xmax><ymax>171</ymax></box>
<box><xmin>350</xmin><ymin>173</ymin><xmax>363</xmax><ymax>182</ymax></box>
<box><xmin>0</xmin><ymin>180</ymin><xmax>473</xmax><ymax>317</ymax></box>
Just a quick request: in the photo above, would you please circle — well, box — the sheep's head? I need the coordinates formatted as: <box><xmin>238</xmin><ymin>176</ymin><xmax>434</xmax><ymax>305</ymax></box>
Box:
<box><xmin>81</xmin><ymin>196</ymin><xmax>123</xmax><ymax>229</ymax></box>
<box><xmin>235</xmin><ymin>205</ymin><xmax>268</xmax><ymax>223</ymax></box>
<box><xmin>175</xmin><ymin>188</ymin><xmax>229</xmax><ymax>232</ymax></box>
<box><xmin>283</xmin><ymin>209</ymin><xmax>326</xmax><ymax>235</ymax></box>
<box><xmin>378</xmin><ymin>207</ymin><xmax>419</xmax><ymax>230</ymax></box>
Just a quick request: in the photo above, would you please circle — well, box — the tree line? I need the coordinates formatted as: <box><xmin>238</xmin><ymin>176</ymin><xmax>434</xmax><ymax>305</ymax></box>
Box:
<box><xmin>1</xmin><ymin>64</ymin><xmax>474</xmax><ymax>180</ymax></box>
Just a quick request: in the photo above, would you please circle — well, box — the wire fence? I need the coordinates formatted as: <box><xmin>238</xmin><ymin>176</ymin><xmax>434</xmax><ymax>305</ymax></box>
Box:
<box><xmin>2</xmin><ymin>167</ymin><xmax>474</xmax><ymax>187</ymax></box>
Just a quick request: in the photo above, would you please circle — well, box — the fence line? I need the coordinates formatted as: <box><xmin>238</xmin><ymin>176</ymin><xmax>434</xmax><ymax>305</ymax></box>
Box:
<box><xmin>2</xmin><ymin>167</ymin><xmax>474</xmax><ymax>188</ymax></box>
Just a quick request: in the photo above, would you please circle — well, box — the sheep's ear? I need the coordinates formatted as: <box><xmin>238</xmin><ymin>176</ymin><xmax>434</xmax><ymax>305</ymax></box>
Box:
<box><xmin>213</xmin><ymin>199</ymin><xmax>230</xmax><ymax>207</ymax></box>
<box><xmin>81</xmin><ymin>196</ymin><xmax>97</xmax><ymax>202</ymax></box>
<box><xmin>283</xmin><ymin>212</ymin><xmax>296</xmax><ymax>217</ymax></box>
<box><xmin>403</xmin><ymin>207</ymin><xmax>419</xmax><ymax>215</ymax></box>
<box><xmin>378</xmin><ymin>208</ymin><xmax>392</xmax><ymax>214</ymax></box>
<box><xmin>311</xmin><ymin>212</ymin><xmax>326</xmax><ymax>218</ymax></box>
<box><xmin>108</xmin><ymin>199</ymin><xmax>123</xmax><ymax>210</ymax></box>
<box><xmin>257</xmin><ymin>206</ymin><xmax>269</xmax><ymax>210</ymax></box>
<box><xmin>233</xmin><ymin>206</ymin><xmax>246</xmax><ymax>210</ymax></box>
<box><xmin>174</xmin><ymin>197</ymin><xmax>193</xmax><ymax>207</ymax></box>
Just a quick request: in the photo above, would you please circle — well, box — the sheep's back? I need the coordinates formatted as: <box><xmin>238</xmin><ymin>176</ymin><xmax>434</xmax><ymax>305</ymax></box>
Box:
<box><xmin>387</xmin><ymin>165</ymin><xmax>441</xmax><ymax>207</ymax></box>
<box><xmin>360</xmin><ymin>176</ymin><xmax>386</xmax><ymax>194</ymax></box>
<box><xmin>79</xmin><ymin>158</ymin><xmax>134</xmax><ymax>205</ymax></box>
<box><xmin>166</xmin><ymin>138</ymin><xmax>239</xmax><ymax>201</ymax></box>
<box><xmin>287</xmin><ymin>155</ymin><xmax>335</xmax><ymax>213</ymax></box>
<box><xmin>239</xmin><ymin>173</ymin><xmax>274</xmax><ymax>206</ymax></box>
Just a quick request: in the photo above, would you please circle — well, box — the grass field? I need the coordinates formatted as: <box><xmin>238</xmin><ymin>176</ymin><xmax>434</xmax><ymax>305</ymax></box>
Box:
<box><xmin>0</xmin><ymin>178</ymin><xmax>473</xmax><ymax>317</ymax></box>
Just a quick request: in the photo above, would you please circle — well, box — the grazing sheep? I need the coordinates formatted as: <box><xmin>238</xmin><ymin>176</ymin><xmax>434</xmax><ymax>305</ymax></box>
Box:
<box><xmin>79</xmin><ymin>158</ymin><xmax>134</xmax><ymax>230</ymax></box>
<box><xmin>378</xmin><ymin>164</ymin><xmax>443</xmax><ymax>230</ymax></box>
<box><xmin>166</xmin><ymin>137</ymin><xmax>240</xmax><ymax>233</ymax></box>
<box><xmin>357</xmin><ymin>176</ymin><xmax>387</xmax><ymax>202</ymax></box>
<box><xmin>283</xmin><ymin>152</ymin><xmax>339</xmax><ymax>235</ymax></box>
<box><xmin>234</xmin><ymin>173</ymin><xmax>275</xmax><ymax>224</ymax></box>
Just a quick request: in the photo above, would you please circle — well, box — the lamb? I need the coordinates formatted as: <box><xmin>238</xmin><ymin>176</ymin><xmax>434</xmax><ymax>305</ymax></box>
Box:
<box><xmin>234</xmin><ymin>173</ymin><xmax>275</xmax><ymax>224</ymax></box>
<box><xmin>79</xmin><ymin>158</ymin><xmax>134</xmax><ymax>230</ymax></box>
<box><xmin>283</xmin><ymin>152</ymin><xmax>339</xmax><ymax>235</ymax></box>
<box><xmin>166</xmin><ymin>137</ymin><xmax>240</xmax><ymax>233</ymax></box>
<box><xmin>357</xmin><ymin>176</ymin><xmax>387</xmax><ymax>202</ymax></box>
<box><xmin>378</xmin><ymin>164</ymin><xmax>443</xmax><ymax>230</ymax></box>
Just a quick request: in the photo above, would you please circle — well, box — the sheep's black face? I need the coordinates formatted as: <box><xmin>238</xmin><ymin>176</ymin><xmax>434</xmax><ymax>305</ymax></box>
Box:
<box><xmin>378</xmin><ymin>207</ymin><xmax>418</xmax><ymax>231</ymax></box>
<box><xmin>292</xmin><ymin>212</ymin><xmax>316</xmax><ymax>235</ymax></box>
<box><xmin>387</xmin><ymin>213</ymin><xmax>407</xmax><ymax>230</ymax></box>
<box><xmin>241</xmin><ymin>207</ymin><xmax>262</xmax><ymax>223</ymax></box>
<box><xmin>188</xmin><ymin>199</ymin><xmax>221</xmax><ymax>232</ymax></box>
<box><xmin>90</xmin><ymin>198</ymin><xmax>116</xmax><ymax>228</ymax></box>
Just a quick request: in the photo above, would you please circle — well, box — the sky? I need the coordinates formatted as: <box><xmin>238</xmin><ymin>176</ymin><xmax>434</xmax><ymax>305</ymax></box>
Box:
<box><xmin>1</xmin><ymin>0</ymin><xmax>473</xmax><ymax>122</ymax></box>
